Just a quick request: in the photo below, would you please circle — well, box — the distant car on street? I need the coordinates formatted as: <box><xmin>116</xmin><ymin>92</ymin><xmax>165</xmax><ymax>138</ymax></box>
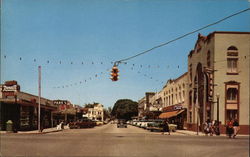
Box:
<box><xmin>69</xmin><ymin>119</ymin><xmax>96</xmax><ymax>129</ymax></box>
<box><xmin>117</xmin><ymin>119</ymin><xmax>127</xmax><ymax>128</ymax></box>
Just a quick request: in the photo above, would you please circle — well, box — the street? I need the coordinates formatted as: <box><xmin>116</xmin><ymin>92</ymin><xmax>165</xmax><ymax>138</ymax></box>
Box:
<box><xmin>0</xmin><ymin>123</ymin><xmax>249</xmax><ymax>157</ymax></box>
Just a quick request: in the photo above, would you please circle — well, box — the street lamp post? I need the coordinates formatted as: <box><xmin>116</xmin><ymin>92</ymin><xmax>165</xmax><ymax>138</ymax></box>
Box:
<box><xmin>216</xmin><ymin>93</ymin><xmax>220</xmax><ymax>135</ymax></box>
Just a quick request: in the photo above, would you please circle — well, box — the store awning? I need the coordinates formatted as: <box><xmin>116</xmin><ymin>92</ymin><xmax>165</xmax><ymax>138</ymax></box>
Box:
<box><xmin>159</xmin><ymin>109</ymin><xmax>185</xmax><ymax>119</ymax></box>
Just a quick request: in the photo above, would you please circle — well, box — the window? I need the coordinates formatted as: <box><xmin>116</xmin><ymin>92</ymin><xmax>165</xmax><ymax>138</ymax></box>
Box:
<box><xmin>179</xmin><ymin>92</ymin><xmax>182</xmax><ymax>102</ymax></box>
<box><xmin>171</xmin><ymin>94</ymin><xmax>173</xmax><ymax>104</ymax></box>
<box><xmin>226</xmin><ymin>110</ymin><xmax>238</xmax><ymax>121</ymax></box>
<box><xmin>207</xmin><ymin>51</ymin><xmax>211</xmax><ymax>67</ymax></box>
<box><xmin>227</xmin><ymin>88</ymin><xmax>238</xmax><ymax>102</ymax></box>
<box><xmin>227</xmin><ymin>46</ymin><xmax>238</xmax><ymax>74</ymax></box>
<box><xmin>225</xmin><ymin>82</ymin><xmax>239</xmax><ymax>123</ymax></box>
<box><xmin>189</xmin><ymin>64</ymin><xmax>192</xmax><ymax>82</ymax></box>
<box><xmin>227</xmin><ymin>58</ymin><xmax>238</xmax><ymax>73</ymax></box>
<box><xmin>189</xmin><ymin>111</ymin><xmax>192</xmax><ymax>123</ymax></box>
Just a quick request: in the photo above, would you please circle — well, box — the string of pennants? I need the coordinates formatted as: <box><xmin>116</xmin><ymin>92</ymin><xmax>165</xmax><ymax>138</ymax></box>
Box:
<box><xmin>2</xmin><ymin>54</ymin><xmax>177</xmax><ymax>88</ymax></box>
<box><xmin>3</xmin><ymin>54</ymin><xmax>248</xmax><ymax>89</ymax></box>
<box><xmin>3</xmin><ymin>54</ymin><xmax>178</xmax><ymax>69</ymax></box>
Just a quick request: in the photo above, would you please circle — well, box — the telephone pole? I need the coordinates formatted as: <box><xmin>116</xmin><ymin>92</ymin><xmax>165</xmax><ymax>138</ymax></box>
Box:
<box><xmin>38</xmin><ymin>66</ymin><xmax>41</xmax><ymax>132</ymax></box>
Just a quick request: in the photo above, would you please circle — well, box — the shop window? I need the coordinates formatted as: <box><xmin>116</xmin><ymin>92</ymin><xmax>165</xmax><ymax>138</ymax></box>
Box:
<box><xmin>226</xmin><ymin>88</ymin><xmax>238</xmax><ymax>102</ymax></box>
<box><xmin>20</xmin><ymin>106</ymin><xmax>30</xmax><ymax>130</ymax></box>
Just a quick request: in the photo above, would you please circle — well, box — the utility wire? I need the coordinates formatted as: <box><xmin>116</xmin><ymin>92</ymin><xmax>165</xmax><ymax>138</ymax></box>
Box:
<box><xmin>116</xmin><ymin>8</ymin><xmax>250</xmax><ymax>64</ymax></box>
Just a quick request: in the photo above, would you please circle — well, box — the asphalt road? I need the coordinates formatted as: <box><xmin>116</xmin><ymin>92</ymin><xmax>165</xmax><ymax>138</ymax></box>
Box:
<box><xmin>0</xmin><ymin>123</ymin><xmax>249</xmax><ymax>157</ymax></box>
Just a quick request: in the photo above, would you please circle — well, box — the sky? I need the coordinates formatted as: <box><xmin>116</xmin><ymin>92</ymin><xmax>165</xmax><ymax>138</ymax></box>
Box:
<box><xmin>1</xmin><ymin>0</ymin><xmax>250</xmax><ymax>108</ymax></box>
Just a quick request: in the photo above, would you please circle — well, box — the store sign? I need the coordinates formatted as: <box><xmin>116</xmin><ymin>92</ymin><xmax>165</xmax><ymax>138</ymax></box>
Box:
<box><xmin>3</xmin><ymin>91</ymin><xmax>15</xmax><ymax>97</ymax></box>
<box><xmin>163</xmin><ymin>105</ymin><xmax>183</xmax><ymax>112</ymax></box>
<box><xmin>3</xmin><ymin>85</ymin><xmax>18</xmax><ymax>92</ymax></box>
<box><xmin>174</xmin><ymin>105</ymin><xmax>183</xmax><ymax>110</ymax></box>
<box><xmin>53</xmin><ymin>100</ymin><xmax>68</xmax><ymax>105</ymax></box>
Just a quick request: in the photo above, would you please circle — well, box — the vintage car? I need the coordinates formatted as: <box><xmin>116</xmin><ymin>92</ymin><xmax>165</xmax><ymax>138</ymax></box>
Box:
<box><xmin>146</xmin><ymin>120</ymin><xmax>177</xmax><ymax>132</ymax></box>
<box><xmin>69</xmin><ymin>119</ymin><xmax>96</xmax><ymax>129</ymax></box>
<box><xmin>117</xmin><ymin>119</ymin><xmax>127</xmax><ymax>128</ymax></box>
<box><xmin>147</xmin><ymin>121</ymin><xmax>164</xmax><ymax>132</ymax></box>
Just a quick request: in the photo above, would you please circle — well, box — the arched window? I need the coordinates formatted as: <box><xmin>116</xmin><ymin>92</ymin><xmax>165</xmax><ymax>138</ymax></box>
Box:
<box><xmin>227</xmin><ymin>46</ymin><xmax>238</xmax><ymax>51</ymax></box>
<box><xmin>227</xmin><ymin>46</ymin><xmax>238</xmax><ymax>74</ymax></box>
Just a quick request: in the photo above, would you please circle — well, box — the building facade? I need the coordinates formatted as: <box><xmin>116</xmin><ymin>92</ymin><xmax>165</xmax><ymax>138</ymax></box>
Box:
<box><xmin>187</xmin><ymin>32</ymin><xmax>250</xmax><ymax>134</ymax></box>
<box><xmin>138</xmin><ymin>97</ymin><xmax>146</xmax><ymax>118</ymax></box>
<box><xmin>0</xmin><ymin>81</ymin><xmax>57</xmax><ymax>131</ymax></box>
<box><xmin>159</xmin><ymin>73</ymin><xmax>188</xmax><ymax>129</ymax></box>
<box><xmin>52</xmin><ymin>100</ymin><xmax>77</xmax><ymax>126</ymax></box>
<box><xmin>137</xmin><ymin>92</ymin><xmax>156</xmax><ymax>119</ymax></box>
<box><xmin>86</xmin><ymin>103</ymin><xmax>104</xmax><ymax>121</ymax></box>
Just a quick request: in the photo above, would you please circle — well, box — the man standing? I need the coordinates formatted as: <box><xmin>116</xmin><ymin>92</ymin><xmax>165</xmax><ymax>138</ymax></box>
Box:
<box><xmin>233</xmin><ymin>119</ymin><xmax>240</xmax><ymax>138</ymax></box>
<box><xmin>162</xmin><ymin>120</ymin><xmax>170</xmax><ymax>135</ymax></box>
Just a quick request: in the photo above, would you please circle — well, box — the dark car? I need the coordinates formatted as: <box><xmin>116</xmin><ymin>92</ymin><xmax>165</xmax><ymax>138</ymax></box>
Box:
<box><xmin>117</xmin><ymin>119</ymin><xmax>127</xmax><ymax>128</ymax></box>
<box><xmin>69</xmin><ymin>119</ymin><xmax>96</xmax><ymax>129</ymax></box>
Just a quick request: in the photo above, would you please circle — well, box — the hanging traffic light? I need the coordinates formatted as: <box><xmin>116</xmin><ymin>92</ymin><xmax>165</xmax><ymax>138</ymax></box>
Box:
<box><xmin>110</xmin><ymin>66</ymin><xmax>119</xmax><ymax>81</ymax></box>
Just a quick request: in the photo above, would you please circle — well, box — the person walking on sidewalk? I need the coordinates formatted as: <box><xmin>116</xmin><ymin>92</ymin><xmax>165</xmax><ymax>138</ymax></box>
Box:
<box><xmin>226</xmin><ymin>119</ymin><xmax>234</xmax><ymax>138</ymax></box>
<box><xmin>233</xmin><ymin>119</ymin><xmax>240</xmax><ymax>138</ymax></box>
<box><xmin>162</xmin><ymin>120</ymin><xmax>170</xmax><ymax>135</ymax></box>
<box><xmin>204</xmin><ymin>120</ymin><xmax>210</xmax><ymax>135</ymax></box>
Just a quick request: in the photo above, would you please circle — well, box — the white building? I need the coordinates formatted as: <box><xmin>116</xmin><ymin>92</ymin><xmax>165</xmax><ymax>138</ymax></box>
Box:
<box><xmin>86</xmin><ymin>103</ymin><xmax>104</xmax><ymax>122</ymax></box>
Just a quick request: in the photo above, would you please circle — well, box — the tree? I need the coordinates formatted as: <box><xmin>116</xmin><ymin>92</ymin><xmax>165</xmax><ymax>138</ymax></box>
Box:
<box><xmin>84</xmin><ymin>103</ymin><xmax>94</xmax><ymax>108</ymax></box>
<box><xmin>103</xmin><ymin>108</ymin><xmax>111</xmax><ymax>120</ymax></box>
<box><xmin>111</xmin><ymin>99</ymin><xmax>138</xmax><ymax>120</ymax></box>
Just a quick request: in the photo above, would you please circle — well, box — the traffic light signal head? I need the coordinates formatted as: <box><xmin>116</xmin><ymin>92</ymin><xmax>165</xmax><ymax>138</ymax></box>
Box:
<box><xmin>110</xmin><ymin>66</ymin><xmax>119</xmax><ymax>81</ymax></box>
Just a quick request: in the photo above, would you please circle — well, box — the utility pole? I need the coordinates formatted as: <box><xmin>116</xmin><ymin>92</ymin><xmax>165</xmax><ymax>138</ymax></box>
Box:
<box><xmin>216</xmin><ymin>93</ymin><xmax>220</xmax><ymax>135</ymax></box>
<box><xmin>38</xmin><ymin>66</ymin><xmax>41</xmax><ymax>132</ymax></box>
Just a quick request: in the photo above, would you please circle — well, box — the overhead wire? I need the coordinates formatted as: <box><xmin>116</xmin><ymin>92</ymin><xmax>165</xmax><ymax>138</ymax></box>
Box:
<box><xmin>115</xmin><ymin>8</ymin><xmax>250</xmax><ymax>64</ymax></box>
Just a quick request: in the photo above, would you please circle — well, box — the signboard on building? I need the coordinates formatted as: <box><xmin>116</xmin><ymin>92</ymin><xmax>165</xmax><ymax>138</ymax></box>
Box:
<box><xmin>163</xmin><ymin>104</ymin><xmax>183</xmax><ymax>112</ymax></box>
<box><xmin>53</xmin><ymin>100</ymin><xmax>68</xmax><ymax>105</ymax></box>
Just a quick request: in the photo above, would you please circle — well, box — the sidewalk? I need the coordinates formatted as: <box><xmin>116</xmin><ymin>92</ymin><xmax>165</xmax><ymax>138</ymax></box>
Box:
<box><xmin>175</xmin><ymin>130</ymin><xmax>249</xmax><ymax>137</ymax></box>
<box><xmin>0</xmin><ymin>126</ymin><xmax>69</xmax><ymax>134</ymax></box>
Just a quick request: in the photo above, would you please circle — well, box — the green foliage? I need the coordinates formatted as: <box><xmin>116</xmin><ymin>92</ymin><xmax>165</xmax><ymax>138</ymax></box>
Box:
<box><xmin>84</xmin><ymin>103</ymin><xmax>94</xmax><ymax>108</ymax></box>
<box><xmin>111</xmin><ymin>99</ymin><xmax>138</xmax><ymax>120</ymax></box>
<box><xmin>84</xmin><ymin>102</ymin><xmax>100</xmax><ymax>108</ymax></box>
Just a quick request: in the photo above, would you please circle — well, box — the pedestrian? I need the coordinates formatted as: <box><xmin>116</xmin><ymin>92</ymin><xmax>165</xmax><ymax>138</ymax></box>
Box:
<box><xmin>226</xmin><ymin>119</ymin><xmax>234</xmax><ymax>138</ymax></box>
<box><xmin>203</xmin><ymin>120</ymin><xmax>210</xmax><ymax>135</ymax></box>
<box><xmin>209</xmin><ymin>120</ymin><xmax>214</xmax><ymax>136</ymax></box>
<box><xmin>233</xmin><ymin>119</ymin><xmax>240</xmax><ymax>138</ymax></box>
<box><xmin>162</xmin><ymin>120</ymin><xmax>170</xmax><ymax>135</ymax></box>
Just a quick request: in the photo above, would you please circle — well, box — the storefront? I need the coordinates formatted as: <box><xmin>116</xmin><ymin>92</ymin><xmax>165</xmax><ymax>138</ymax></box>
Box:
<box><xmin>159</xmin><ymin>104</ymin><xmax>186</xmax><ymax>129</ymax></box>
<box><xmin>52</xmin><ymin>100</ymin><xmax>76</xmax><ymax>126</ymax></box>
<box><xmin>0</xmin><ymin>81</ymin><xmax>57</xmax><ymax>131</ymax></box>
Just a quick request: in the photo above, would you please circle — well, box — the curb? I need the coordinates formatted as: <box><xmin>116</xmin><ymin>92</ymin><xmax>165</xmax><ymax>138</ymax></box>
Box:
<box><xmin>0</xmin><ymin>129</ymin><xmax>64</xmax><ymax>135</ymax></box>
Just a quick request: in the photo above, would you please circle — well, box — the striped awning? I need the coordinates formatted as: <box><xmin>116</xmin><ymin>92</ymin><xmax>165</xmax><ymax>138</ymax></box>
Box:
<box><xmin>159</xmin><ymin>109</ymin><xmax>185</xmax><ymax>119</ymax></box>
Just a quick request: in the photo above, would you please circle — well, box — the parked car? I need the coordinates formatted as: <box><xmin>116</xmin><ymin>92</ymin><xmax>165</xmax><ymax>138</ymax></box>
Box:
<box><xmin>117</xmin><ymin>119</ymin><xmax>127</xmax><ymax>128</ymax></box>
<box><xmin>146</xmin><ymin>120</ymin><xmax>177</xmax><ymax>132</ymax></box>
<box><xmin>69</xmin><ymin>119</ymin><xmax>96</xmax><ymax>129</ymax></box>
<box><xmin>147</xmin><ymin>121</ymin><xmax>164</xmax><ymax>132</ymax></box>
<box><xmin>141</xmin><ymin>121</ymin><xmax>152</xmax><ymax>129</ymax></box>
